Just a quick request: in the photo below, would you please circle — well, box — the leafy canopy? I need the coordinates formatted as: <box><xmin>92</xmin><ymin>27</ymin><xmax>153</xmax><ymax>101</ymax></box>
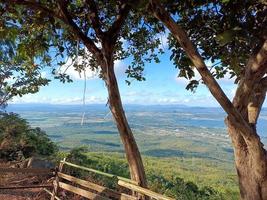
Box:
<box><xmin>161</xmin><ymin>0</ymin><xmax>267</xmax><ymax>91</ymax></box>
<box><xmin>0</xmin><ymin>0</ymin><xmax>165</xmax><ymax>105</ymax></box>
<box><xmin>1</xmin><ymin>0</ymin><xmax>265</xmax><ymax>97</ymax></box>
<box><xmin>0</xmin><ymin>27</ymin><xmax>49</xmax><ymax>107</ymax></box>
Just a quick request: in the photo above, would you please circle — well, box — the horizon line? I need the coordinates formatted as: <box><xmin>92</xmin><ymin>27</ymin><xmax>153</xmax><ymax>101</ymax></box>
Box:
<box><xmin>7</xmin><ymin>103</ymin><xmax>267</xmax><ymax>109</ymax></box>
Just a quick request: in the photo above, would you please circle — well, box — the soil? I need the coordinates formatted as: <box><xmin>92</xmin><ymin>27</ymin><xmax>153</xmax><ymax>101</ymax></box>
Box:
<box><xmin>0</xmin><ymin>161</ymin><xmax>53</xmax><ymax>200</ymax></box>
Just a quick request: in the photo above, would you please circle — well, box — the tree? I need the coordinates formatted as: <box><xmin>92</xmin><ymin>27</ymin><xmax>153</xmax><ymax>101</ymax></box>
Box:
<box><xmin>0</xmin><ymin>36</ymin><xmax>49</xmax><ymax>108</ymax></box>
<box><xmin>147</xmin><ymin>0</ymin><xmax>267</xmax><ymax>199</ymax></box>
<box><xmin>1</xmin><ymin>0</ymin><xmax>163</xmax><ymax>189</ymax></box>
<box><xmin>0</xmin><ymin>112</ymin><xmax>58</xmax><ymax>160</ymax></box>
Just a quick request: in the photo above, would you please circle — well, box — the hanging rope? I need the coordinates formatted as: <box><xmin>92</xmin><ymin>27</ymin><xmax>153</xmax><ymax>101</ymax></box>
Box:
<box><xmin>81</xmin><ymin>69</ymin><xmax>87</xmax><ymax>126</ymax></box>
<box><xmin>75</xmin><ymin>40</ymin><xmax>86</xmax><ymax>126</ymax></box>
<box><xmin>103</xmin><ymin>109</ymin><xmax>111</xmax><ymax>120</ymax></box>
<box><xmin>75</xmin><ymin>40</ymin><xmax>82</xmax><ymax>79</ymax></box>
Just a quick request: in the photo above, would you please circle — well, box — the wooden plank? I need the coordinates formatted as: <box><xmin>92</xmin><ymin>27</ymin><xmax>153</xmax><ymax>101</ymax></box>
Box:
<box><xmin>58</xmin><ymin>182</ymin><xmax>110</xmax><ymax>200</ymax></box>
<box><xmin>51</xmin><ymin>158</ymin><xmax>65</xmax><ymax>200</ymax></box>
<box><xmin>43</xmin><ymin>188</ymin><xmax>61</xmax><ymax>200</ymax></box>
<box><xmin>61</xmin><ymin>160</ymin><xmax>138</xmax><ymax>185</ymax></box>
<box><xmin>118</xmin><ymin>180</ymin><xmax>175</xmax><ymax>200</ymax></box>
<box><xmin>58</xmin><ymin>172</ymin><xmax>137</xmax><ymax>200</ymax></box>
<box><xmin>0</xmin><ymin>185</ymin><xmax>53</xmax><ymax>189</ymax></box>
<box><xmin>0</xmin><ymin>168</ymin><xmax>53</xmax><ymax>174</ymax></box>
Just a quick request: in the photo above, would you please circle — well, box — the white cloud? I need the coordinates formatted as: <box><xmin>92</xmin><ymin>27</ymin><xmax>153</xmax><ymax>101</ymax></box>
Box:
<box><xmin>11</xmin><ymin>94</ymin><xmax>107</xmax><ymax>105</ymax></box>
<box><xmin>58</xmin><ymin>54</ymin><xmax>126</xmax><ymax>81</ymax></box>
<box><xmin>11</xmin><ymin>88</ymin><xmax>221</xmax><ymax>107</ymax></box>
<box><xmin>119</xmin><ymin>38</ymin><xmax>127</xmax><ymax>49</ymax></box>
<box><xmin>175</xmin><ymin>59</ymin><xmax>235</xmax><ymax>87</ymax></box>
<box><xmin>41</xmin><ymin>71</ymin><xmax>47</xmax><ymax>78</ymax></box>
<box><xmin>158</xmin><ymin>32</ymin><xmax>169</xmax><ymax>49</ymax></box>
<box><xmin>120</xmin><ymin>90</ymin><xmax>215</xmax><ymax>106</ymax></box>
<box><xmin>175</xmin><ymin>68</ymin><xmax>201</xmax><ymax>86</ymax></box>
<box><xmin>58</xmin><ymin>56</ymin><xmax>99</xmax><ymax>80</ymax></box>
<box><xmin>114</xmin><ymin>60</ymin><xmax>127</xmax><ymax>78</ymax></box>
<box><xmin>6</xmin><ymin>76</ymin><xmax>16</xmax><ymax>84</ymax></box>
<box><xmin>120</xmin><ymin>94</ymin><xmax>217</xmax><ymax>106</ymax></box>
<box><xmin>124</xmin><ymin>91</ymin><xmax>139</xmax><ymax>97</ymax></box>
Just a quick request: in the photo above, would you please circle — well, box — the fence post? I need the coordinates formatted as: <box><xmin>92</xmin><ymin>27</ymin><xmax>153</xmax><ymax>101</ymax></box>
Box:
<box><xmin>26</xmin><ymin>157</ymin><xmax>33</xmax><ymax>168</ymax></box>
<box><xmin>51</xmin><ymin>158</ymin><xmax>65</xmax><ymax>200</ymax></box>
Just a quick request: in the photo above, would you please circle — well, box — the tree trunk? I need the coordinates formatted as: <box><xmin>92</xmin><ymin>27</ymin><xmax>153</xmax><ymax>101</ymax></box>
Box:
<box><xmin>226</xmin><ymin>79</ymin><xmax>267</xmax><ymax>200</ymax></box>
<box><xmin>58</xmin><ymin>0</ymin><xmax>147</xmax><ymax>191</ymax></box>
<box><xmin>102</xmin><ymin>58</ymin><xmax>147</xmax><ymax>188</ymax></box>
<box><xmin>227</xmin><ymin>121</ymin><xmax>267</xmax><ymax>200</ymax></box>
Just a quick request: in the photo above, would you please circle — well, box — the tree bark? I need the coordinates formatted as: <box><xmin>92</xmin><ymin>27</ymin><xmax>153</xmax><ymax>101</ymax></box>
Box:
<box><xmin>101</xmin><ymin>55</ymin><xmax>147</xmax><ymax>189</ymax></box>
<box><xmin>227</xmin><ymin>120</ymin><xmax>267</xmax><ymax>200</ymax></box>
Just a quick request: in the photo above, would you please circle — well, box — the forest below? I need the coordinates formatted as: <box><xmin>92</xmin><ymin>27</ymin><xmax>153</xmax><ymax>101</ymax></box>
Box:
<box><xmin>3</xmin><ymin>104</ymin><xmax>261</xmax><ymax>199</ymax></box>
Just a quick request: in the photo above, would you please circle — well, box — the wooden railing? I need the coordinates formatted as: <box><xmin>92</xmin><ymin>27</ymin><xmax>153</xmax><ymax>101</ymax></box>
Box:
<box><xmin>60</xmin><ymin>160</ymin><xmax>138</xmax><ymax>185</ymax></box>
<box><xmin>46</xmin><ymin>158</ymin><xmax>175</xmax><ymax>200</ymax></box>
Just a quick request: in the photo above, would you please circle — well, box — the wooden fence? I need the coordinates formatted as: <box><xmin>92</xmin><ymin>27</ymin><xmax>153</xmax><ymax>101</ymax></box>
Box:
<box><xmin>46</xmin><ymin>158</ymin><xmax>175</xmax><ymax>200</ymax></box>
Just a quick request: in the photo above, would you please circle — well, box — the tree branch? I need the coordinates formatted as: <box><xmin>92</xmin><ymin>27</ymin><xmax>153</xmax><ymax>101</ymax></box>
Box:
<box><xmin>149</xmin><ymin>0</ymin><xmax>261</xmax><ymax>146</ymax></box>
<box><xmin>58</xmin><ymin>0</ymin><xmax>102</xmax><ymax>61</ymax></box>
<box><xmin>233</xmin><ymin>40</ymin><xmax>267</xmax><ymax>110</ymax></box>
<box><xmin>7</xmin><ymin>0</ymin><xmax>103</xmax><ymax>61</ymax></box>
<box><xmin>107</xmin><ymin>3</ymin><xmax>131</xmax><ymax>45</ymax></box>
<box><xmin>85</xmin><ymin>0</ymin><xmax>104</xmax><ymax>40</ymax></box>
<box><xmin>247</xmin><ymin>40</ymin><xmax>267</xmax><ymax>73</ymax></box>
<box><xmin>247</xmin><ymin>81</ymin><xmax>267</xmax><ymax>128</ymax></box>
<box><xmin>245</xmin><ymin>70</ymin><xmax>267</xmax><ymax>127</ymax></box>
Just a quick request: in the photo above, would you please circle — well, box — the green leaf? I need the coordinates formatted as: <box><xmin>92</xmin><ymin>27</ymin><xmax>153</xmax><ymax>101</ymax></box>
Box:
<box><xmin>216</xmin><ymin>30</ymin><xmax>235</xmax><ymax>46</ymax></box>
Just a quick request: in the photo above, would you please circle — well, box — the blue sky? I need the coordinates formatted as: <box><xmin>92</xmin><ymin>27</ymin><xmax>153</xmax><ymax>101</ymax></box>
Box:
<box><xmin>11</xmin><ymin>45</ymin><xmax>246</xmax><ymax>107</ymax></box>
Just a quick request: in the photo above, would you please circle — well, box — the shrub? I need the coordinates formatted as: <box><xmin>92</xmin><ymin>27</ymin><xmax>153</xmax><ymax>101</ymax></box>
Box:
<box><xmin>0</xmin><ymin>112</ymin><xmax>58</xmax><ymax>160</ymax></box>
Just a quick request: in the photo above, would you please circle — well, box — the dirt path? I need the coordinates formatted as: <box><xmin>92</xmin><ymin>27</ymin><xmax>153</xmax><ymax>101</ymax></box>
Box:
<box><xmin>0</xmin><ymin>173</ymin><xmax>51</xmax><ymax>200</ymax></box>
<box><xmin>0</xmin><ymin>188</ymin><xmax>46</xmax><ymax>200</ymax></box>
<box><xmin>0</xmin><ymin>161</ymin><xmax>52</xmax><ymax>200</ymax></box>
